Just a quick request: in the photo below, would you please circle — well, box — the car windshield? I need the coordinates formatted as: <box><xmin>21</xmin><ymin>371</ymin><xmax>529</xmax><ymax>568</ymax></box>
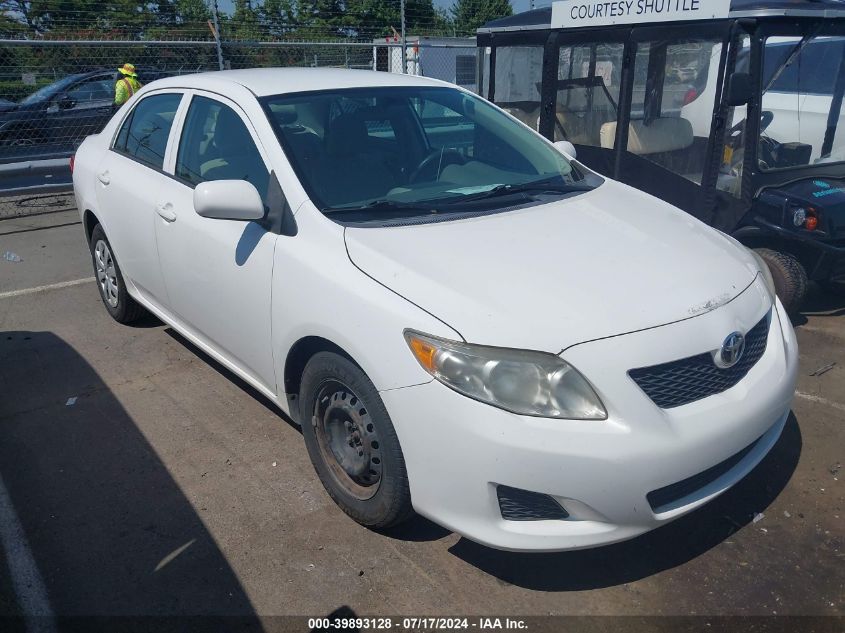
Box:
<box><xmin>261</xmin><ymin>86</ymin><xmax>590</xmax><ymax>221</ymax></box>
<box><xmin>18</xmin><ymin>74</ymin><xmax>85</xmax><ymax>105</ymax></box>
<box><xmin>759</xmin><ymin>35</ymin><xmax>845</xmax><ymax>170</ymax></box>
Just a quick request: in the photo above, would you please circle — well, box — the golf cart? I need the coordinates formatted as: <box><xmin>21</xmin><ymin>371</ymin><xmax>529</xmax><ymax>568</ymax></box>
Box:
<box><xmin>477</xmin><ymin>0</ymin><xmax>845</xmax><ymax>313</ymax></box>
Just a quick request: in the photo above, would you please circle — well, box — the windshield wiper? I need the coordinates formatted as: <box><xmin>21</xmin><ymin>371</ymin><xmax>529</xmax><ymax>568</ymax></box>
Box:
<box><xmin>323</xmin><ymin>199</ymin><xmax>439</xmax><ymax>218</ymax></box>
<box><xmin>435</xmin><ymin>179</ymin><xmax>594</xmax><ymax>205</ymax></box>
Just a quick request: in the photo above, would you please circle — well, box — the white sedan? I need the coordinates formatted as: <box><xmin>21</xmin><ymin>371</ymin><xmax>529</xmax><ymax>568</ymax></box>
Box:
<box><xmin>73</xmin><ymin>68</ymin><xmax>798</xmax><ymax>552</ymax></box>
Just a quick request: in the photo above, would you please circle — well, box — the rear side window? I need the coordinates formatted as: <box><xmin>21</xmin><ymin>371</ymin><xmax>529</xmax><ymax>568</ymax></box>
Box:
<box><xmin>175</xmin><ymin>96</ymin><xmax>269</xmax><ymax>200</ymax></box>
<box><xmin>114</xmin><ymin>93</ymin><xmax>182</xmax><ymax>170</ymax></box>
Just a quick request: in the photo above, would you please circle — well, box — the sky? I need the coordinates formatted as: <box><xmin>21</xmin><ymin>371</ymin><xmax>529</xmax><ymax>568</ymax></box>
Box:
<box><xmin>216</xmin><ymin>0</ymin><xmax>551</xmax><ymax>21</ymax></box>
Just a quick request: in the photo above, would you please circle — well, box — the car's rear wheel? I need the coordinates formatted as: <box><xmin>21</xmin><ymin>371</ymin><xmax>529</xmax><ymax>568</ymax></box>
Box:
<box><xmin>755</xmin><ymin>248</ymin><xmax>808</xmax><ymax>316</ymax></box>
<box><xmin>89</xmin><ymin>224</ymin><xmax>145</xmax><ymax>324</ymax></box>
<box><xmin>299</xmin><ymin>352</ymin><xmax>413</xmax><ymax>529</ymax></box>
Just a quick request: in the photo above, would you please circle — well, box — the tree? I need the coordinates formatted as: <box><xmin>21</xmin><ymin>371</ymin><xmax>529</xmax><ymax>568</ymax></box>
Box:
<box><xmin>451</xmin><ymin>0</ymin><xmax>511</xmax><ymax>36</ymax></box>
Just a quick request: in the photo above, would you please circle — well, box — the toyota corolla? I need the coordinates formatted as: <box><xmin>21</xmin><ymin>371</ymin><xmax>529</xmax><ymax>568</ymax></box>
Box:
<box><xmin>72</xmin><ymin>68</ymin><xmax>798</xmax><ymax>552</ymax></box>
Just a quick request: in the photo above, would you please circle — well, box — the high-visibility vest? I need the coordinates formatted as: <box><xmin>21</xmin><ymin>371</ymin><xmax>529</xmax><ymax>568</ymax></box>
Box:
<box><xmin>121</xmin><ymin>77</ymin><xmax>135</xmax><ymax>97</ymax></box>
<box><xmin>115</xmin><ymin>76</ymin><xmax>142</xmax><ymax>106</ymax></box>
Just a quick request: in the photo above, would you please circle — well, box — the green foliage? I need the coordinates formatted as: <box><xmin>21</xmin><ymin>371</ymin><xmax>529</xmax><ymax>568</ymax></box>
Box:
<box><xmin>451</xmin><ymin>0</ymin><xmax>512</xmax><ymax>36</ymax></box>
<box><xmin>1</xmin><ymin>0</ymin><xmax>490</xmax><ymax>40</ymax></box>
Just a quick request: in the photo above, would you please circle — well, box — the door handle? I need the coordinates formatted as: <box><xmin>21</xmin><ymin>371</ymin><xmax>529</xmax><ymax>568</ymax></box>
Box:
<box><xmin>155</xmin><ymin>202</ymin><xmax>177</xmax><ymax>223</ymax></box>
<box><xmin>97</xmin><ymin>171</ymin><xmax>110</xmax><ymax>185</ymax></box>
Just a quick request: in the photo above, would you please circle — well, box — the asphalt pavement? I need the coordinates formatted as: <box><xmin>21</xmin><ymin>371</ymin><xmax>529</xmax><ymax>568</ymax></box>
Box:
<box><xmin>0</xmin><ymin>204</ymin><xmax>842</xmax><ymax>625</ymax></box>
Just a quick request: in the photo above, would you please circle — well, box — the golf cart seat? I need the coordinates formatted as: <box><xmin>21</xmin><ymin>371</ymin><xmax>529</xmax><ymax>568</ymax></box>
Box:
<box><xmin>599</xmin><ymin>118</ymin><xmax>694</xmax><ymax>155</ymax></box>
<box><xmin>555</xmin><ymin>107</ymin><xmax>617</xmax><ymax>146</ymax></box>
<box><xmin>502</xmin><ymin>105</ymin><xmax>540</xmax><ymax>130</ymax></box>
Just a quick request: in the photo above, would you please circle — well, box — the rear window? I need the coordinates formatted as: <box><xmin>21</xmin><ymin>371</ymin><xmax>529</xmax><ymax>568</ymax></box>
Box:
<box><xmin>114</xmin><ymin>93</ymin><xmax>182</xmax><ymax>170</ymax></box>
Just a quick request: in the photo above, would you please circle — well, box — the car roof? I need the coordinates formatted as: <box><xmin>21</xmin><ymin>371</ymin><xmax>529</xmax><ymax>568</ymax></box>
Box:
<box><xmin>146</xmin><ymin>67</ymin><xmax>452</xmax><ymax>98</ymax></box>
<box><xmin>479</xmin><ymin>0</ymin><xmax>845</xmax><ymax>32</ymax></box>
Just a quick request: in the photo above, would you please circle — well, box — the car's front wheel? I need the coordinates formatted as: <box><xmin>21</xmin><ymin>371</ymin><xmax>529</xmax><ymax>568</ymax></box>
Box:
<box><xmin>299</xmin><ymin>351</ymin><xmax>413</xmax><ymax>529</ymax></box>
<box><xmin>89</xmin><ymin>224</ymin><xmax>145</xmax><ymax>324</ymax></box>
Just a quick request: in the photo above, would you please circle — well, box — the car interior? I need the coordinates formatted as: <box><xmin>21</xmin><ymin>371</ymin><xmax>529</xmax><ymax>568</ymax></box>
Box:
<box><xmin>266</xmin><ymin>91</ymin><xmax>574</xmax><ymax>210</ymax></box>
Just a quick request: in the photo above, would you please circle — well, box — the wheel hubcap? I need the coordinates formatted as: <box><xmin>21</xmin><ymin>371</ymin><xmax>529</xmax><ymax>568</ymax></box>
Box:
<box><xmin>312</xmin><ymin>381</ymin><xmax>382</xmax><ymax>500</ymax></box>
<box><xmin>94</xmin><ymin>240</ymin><xmax>119</xmax><ymax>308</ymax></box>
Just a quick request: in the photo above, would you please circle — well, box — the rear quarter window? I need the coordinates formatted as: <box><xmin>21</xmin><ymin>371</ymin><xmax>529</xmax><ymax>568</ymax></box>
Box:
<box><xmin>114</xmin><ymin>93</ymin><xmax>183</xmax><ymax>170</ymax></box>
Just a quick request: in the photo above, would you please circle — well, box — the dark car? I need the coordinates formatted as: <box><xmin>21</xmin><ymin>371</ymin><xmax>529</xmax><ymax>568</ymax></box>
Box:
<box><xmin>0</xmin><ymin>71</ymin><xmax>115</xmax><ymax>158</ymax></box>
<box><xmin>0</xmin><ymin>68</ymin><xmax>173</xmax><ymax>161</ymax></box>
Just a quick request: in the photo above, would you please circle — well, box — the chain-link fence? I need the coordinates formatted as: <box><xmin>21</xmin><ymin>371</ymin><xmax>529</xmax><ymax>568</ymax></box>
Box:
<box><xmin>0</xmin><ymin>0</ymin><xmax>494</xmax><ymax>203</ymax></box>
<box><xmin>0</xmin><ymin>38</ymin><xmax>477</xmax><ymax>167</ymax></box>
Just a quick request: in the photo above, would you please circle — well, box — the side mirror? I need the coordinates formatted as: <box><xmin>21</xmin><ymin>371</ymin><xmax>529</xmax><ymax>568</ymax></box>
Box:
<box><xmin>57</xmin><ymin>94</ymin><xmax>75</xmax><ymax>110</ymax></box>
<box><xmin>193</xmin><ymin>180</ymin><xmax>265</xmax><ymax>221</ymax></box>
<box><xmin>726</xmin><ymin>72</ymin><xmax>753</xmax><ymax>107</ymax></box>
<box><xmin>553</xmin><ymin>140</ymin><xmax>577</xmax><ymax>159</ymax></box>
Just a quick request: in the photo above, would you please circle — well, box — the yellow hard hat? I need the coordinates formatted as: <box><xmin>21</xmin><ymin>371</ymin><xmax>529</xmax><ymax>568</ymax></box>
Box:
<box><xmin>118</xmin><ymin>63</ymin><xmax>137</xmax><ymax>77</ymax></box>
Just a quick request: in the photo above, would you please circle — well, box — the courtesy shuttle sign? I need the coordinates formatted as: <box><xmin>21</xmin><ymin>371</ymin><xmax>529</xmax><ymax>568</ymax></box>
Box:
<box><xmin>551</xmin><ymin>0</ymin><xmax>731</xmax><ymax>28</ymax></box>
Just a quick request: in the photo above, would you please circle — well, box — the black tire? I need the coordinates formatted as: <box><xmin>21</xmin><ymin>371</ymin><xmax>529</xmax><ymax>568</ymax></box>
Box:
<box><xmin>754</xmin><ymin>248</ymin><xmax>808</xmax><ymax>315</ymax></box>
<box><xmin>89</xmin><ymin>224</ymin><xmax>145</xmax><ymax>324</ymax></box>
<box><xmin>820</xmin><ymin>279</ymin><xmax>845</xmax><ymax>297</ymax></box>
<box><xmin>299</xmin><ymin>352</ymin><xmax>413</xmax><ymax>529</ymax></box>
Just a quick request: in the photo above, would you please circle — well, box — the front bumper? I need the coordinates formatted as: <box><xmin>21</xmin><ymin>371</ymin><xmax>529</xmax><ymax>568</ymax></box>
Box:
<box><xmin>381</xmin><ymin>281</ymin><xmax>798</xmax><ymax>552</ymax></box>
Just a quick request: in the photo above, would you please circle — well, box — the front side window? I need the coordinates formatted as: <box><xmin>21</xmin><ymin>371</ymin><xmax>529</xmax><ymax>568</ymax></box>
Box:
<box><xmin>67</xmin><ymin>78</ymin><xmax>113</xmax><ymax>103</ymax></box>
<box><xmin>263</xmin><ymin>86</ymin><xmax>589</xmax><ymax>222</ymax></box>
<box><xmin>761</xmin><ymin>36</ymin><xmax>845</xmax><ymax>170</ymax></box>
<box><xmin>175</xmin><ymin>96</ymin><xmax>270</xmax><ymax>200</ymax></box>
<box><xmin>114</xmin><ymin>92</ymin><xmax>182</xmax><ymax>170</ymax></box>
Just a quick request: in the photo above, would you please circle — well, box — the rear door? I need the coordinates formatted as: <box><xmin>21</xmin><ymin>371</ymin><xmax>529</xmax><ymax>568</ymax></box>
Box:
<box><xmin>95</xmin><ymin>91</ymin><xmax>184</xmax><ymax>307</ymax></box>
<box><xmin>153</xmin><ymin>91</ymin><xmax>278</xmax><ymax>391</ymax></box>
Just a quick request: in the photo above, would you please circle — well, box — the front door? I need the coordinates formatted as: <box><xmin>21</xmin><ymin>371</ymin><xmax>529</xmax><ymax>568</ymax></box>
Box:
<box><xmin>154</xmin><ymin>92</ymin><xmax>277</xmax><ymax>391</ymax></box>
<box><xmin>51</xmin><ymin>75</ymin><xmax>115</xmax><ymax>148</ymax></box>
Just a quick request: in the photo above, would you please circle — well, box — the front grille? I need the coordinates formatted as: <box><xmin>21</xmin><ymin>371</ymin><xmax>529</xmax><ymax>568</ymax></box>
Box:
<box><xmin>629</xmin><ymin>313</ymin><xmax>770</xmax><ymax>409</ymax></box>
<box><xmin>497</xmin><ymin>485</ymin><xmax>569</xmax><ymax>521</ymax></box>
<box><xmin>647</xmin><ymin>434</ymin><xmax>762</xmax><ymax>512</ymax></box>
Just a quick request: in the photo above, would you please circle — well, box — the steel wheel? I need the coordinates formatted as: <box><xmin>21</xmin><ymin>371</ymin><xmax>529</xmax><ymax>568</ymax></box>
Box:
<box><xmin>94</xmin><ymin>239</ymin><xmax>119</xmax><ymax>308</ymax></box>
<box><xmin>312</xmin><ymin>379</ymin><xmax>382</xmax><ymax>501</ymax></box>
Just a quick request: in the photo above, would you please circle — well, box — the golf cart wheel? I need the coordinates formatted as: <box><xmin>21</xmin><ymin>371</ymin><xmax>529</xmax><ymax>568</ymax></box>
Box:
<box><xmin>755</xmin><ymin>248</ymin><xmax>808</xmax><ymax>315</ymax></box>
<box><xmin>89</xmin><ymin>224</ymin><xmax>146</xmax><ymax>324</ymax></box>
<box><xmin>300</xmin><ymin>351</ymin><xmax>413</xmax><ymax>529</ymax></box>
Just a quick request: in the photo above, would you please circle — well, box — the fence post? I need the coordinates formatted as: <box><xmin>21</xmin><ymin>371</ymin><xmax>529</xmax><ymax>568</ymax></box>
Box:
<box><xmin>210</xmin><ymin>0</ymin><xmax>225</xmax><ymax>71</ymax></box>
<box><xmin>400</xmin><ymin>0</ymin><xmax>407</xmax><ymax>73</ymax></box>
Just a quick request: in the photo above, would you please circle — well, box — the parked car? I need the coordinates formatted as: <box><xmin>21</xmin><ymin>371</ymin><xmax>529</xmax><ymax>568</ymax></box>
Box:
<box><xmin>0</xmin><ymin>69</ymin><xmax>173</xmax><ymax>157</ymax></box>
<box><xmin>479</xmin><ymin>0</ymin><xmax>845</xmax><ymax>313</ymax></box>
<box><xmin>72</xmin><ymin>68</ymin><xmax>798</xmax><ymax>552</ymax></box>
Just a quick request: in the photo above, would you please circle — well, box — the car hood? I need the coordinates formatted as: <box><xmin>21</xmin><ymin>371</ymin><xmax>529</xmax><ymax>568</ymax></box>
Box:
<box><xmin>0</xmin><ymin>100</ymin><xmax>17</xmax><ymax>114</ymax></box>
<box><xmin>344</xmin><ymin>181</ymin><xmax>758</xmax><ymax>352</ymax></box>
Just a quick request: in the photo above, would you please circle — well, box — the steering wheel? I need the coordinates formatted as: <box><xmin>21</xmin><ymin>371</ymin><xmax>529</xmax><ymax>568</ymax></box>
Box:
<box><xmin>729</xmin><ymin>110</ymin><xmax>774</xmax><ymax>137</ymax></box>
<box><xmin>408</xmin><ymin>148</ymin><xmax>466</xmax><ymax>184</ymax></box>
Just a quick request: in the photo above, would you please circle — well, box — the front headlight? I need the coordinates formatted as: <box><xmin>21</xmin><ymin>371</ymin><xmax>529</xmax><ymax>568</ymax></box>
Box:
<box><xmin>404</xmin><ymin>330</ymin><xmax>607</xmax><ymax>420</ymax></box>
<box><xmin>748</xmin><ymin>249</ymin><xmax>777</xmax><ymax>299</ymax></box>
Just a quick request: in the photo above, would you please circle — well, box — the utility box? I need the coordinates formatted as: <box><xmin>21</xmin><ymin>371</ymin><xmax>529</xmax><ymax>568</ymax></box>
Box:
<box><xmin>373</xmin><ymin>36</ymin><xmax>477</xmax><ymax>92</ymax></box>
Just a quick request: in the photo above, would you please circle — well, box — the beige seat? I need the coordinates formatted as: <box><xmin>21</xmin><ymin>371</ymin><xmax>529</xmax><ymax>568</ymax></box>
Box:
<box><xmin>554</xmin><ymin>108</ymin><xmax>616</xmax><ymax>146</ymax></box>
<box><xmin>502</xmin><ymin>106</ymin><xmax>540</xmax><ymax>130</ymax></box>
<box><xmin>599</xmin><ymin>118</ymin><xmax>694</xmax><ymax>155</ymax></box>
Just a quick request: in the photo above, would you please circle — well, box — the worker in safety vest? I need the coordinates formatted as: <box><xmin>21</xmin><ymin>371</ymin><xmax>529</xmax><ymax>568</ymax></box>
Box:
<box><xmin>114</xmin><ymin>63</ymin><xmax>142</xmax><ymax>108</ymax></box>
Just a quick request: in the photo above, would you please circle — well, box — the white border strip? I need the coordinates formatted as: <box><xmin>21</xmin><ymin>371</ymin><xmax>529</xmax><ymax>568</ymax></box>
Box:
<box><xmin>795</xmin><ymin>391</ymin><xmax>845</xmax><ymax>413</ymax></box>
<box><xmin>0</xmin><ymin>277</ymin><xmax>94</xmax><ymax>300</ymax></box>
<box><xmin>0</xmin><ymin>472</ymin><xmax>56</xmax><ymax>627</ymax></box>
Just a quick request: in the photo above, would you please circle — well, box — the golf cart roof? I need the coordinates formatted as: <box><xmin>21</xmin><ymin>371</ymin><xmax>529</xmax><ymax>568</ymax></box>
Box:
<box><xmin>478</xmin><ymin>0</ymin><xmax>845</xmax><ymax>33</ymax></box>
